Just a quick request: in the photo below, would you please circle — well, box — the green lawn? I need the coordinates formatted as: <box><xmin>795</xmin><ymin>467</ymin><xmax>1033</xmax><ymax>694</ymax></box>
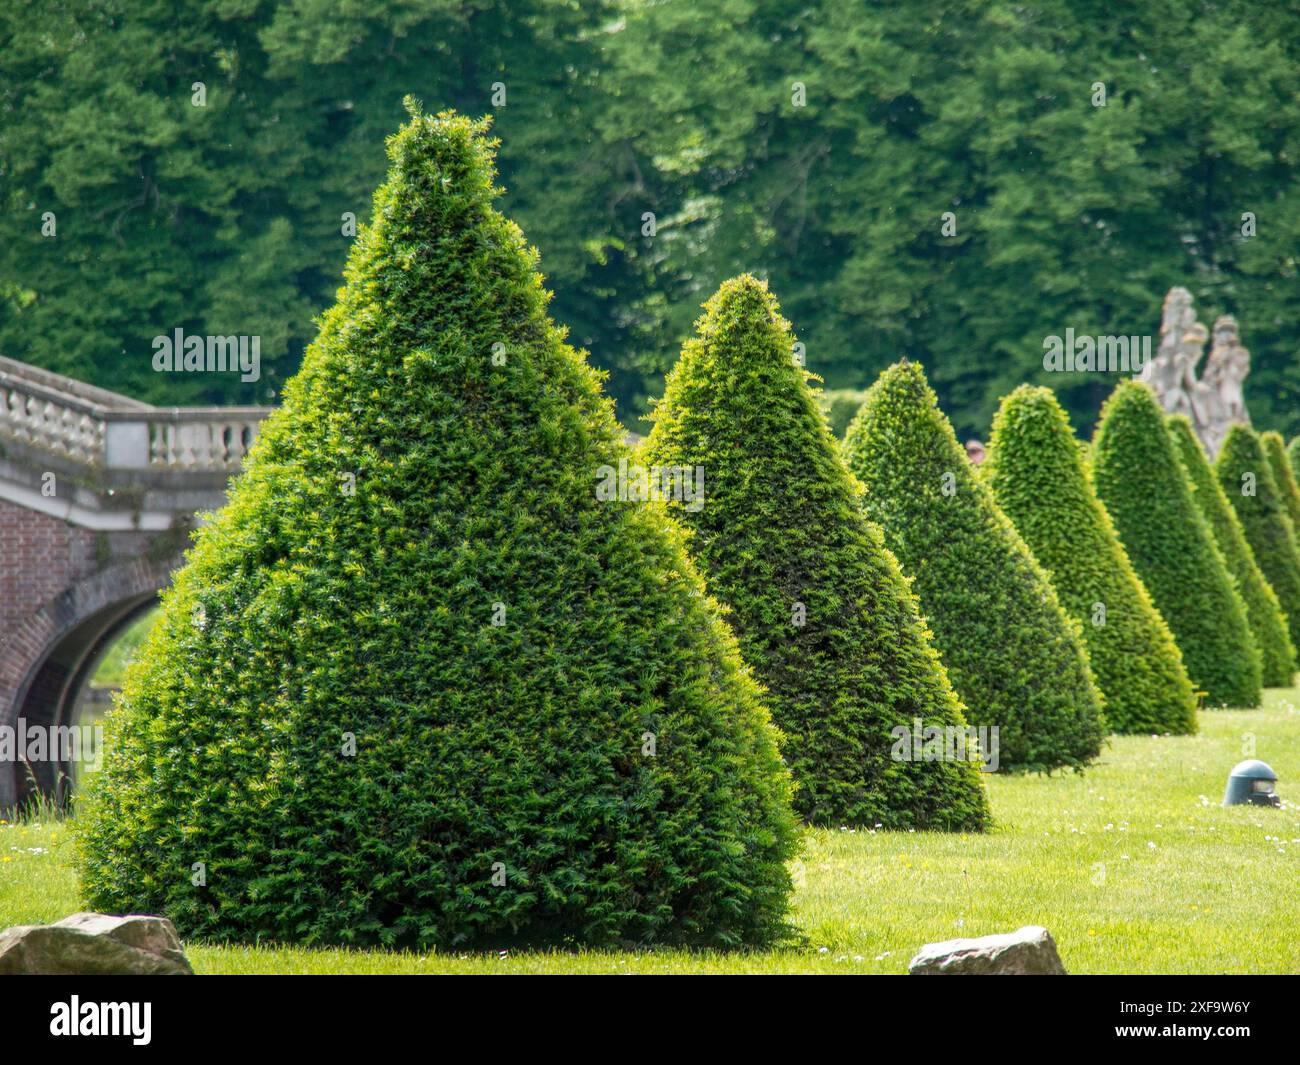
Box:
<box><xmin>89</xmin><ymin>608</ymin><xmax>157</xmax><ymax>689</ymax></box>
<box><xmin>4</xmin><ymin>688</ymin><xmax>1298</xmax><ymax>974</ymax></box>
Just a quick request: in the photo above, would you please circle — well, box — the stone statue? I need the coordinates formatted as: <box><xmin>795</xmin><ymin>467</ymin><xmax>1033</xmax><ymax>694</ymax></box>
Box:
<box><xmin>1198</xmin><ymin>315</ymin><xmax>1252</xmax><ymax>458</ymax></box>
<box><xmin>1140</xmin><ymin>286</ymin><xmax>1196</xmax><ymax>414</ymax></box>
<box><xmin>1134</xmin><ymin>288</ymin><xmax>1252</xmax><ymax>460</ymax></box>
<box><xmin>1178</xmin><ymin>322</ymin><xmax>1209</xmax><ymax>423</ymax></box>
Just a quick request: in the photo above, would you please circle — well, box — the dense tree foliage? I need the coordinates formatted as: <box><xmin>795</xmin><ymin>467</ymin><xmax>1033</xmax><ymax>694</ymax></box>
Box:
<box><xmin>1217</xmin><ymin>424</ymin><xmax>1300</xmax><ymax>652</ymax></box>
<box><xmin>0</xmin><ymin>0</ymin><xmax>629</xmax><ymax>405</ymax></box>
<box><xmin>1168</xmin><ymin>416</ymin><xmax>1295</xmax><ymax>687</ymax></box>
<box><xmin>843</xmin><ymin>361</ymin><xmax>1104</xmax><ymax>772</ymax></box>
<box><xmin>642</xmin><ymin>276</ymin><xmax>990</xmax><ymax>830</ymax></box>
<box><xmin>818</xmin><ymin>388</ymin><xmax>872</xmax><ymax>438</ymax></box>
<box><xmin>1092</xmin><ymin>382</ymin><xmax>1259</xmax><ymax>708</ymax></box>
<box><xmin>78</xmin><ymin>110</ymin><xmax>799</xmax><ymax>949</ymax></box>
<box><xmin>6</xmin><ymin>1</ymin><xmax>1300</xmax><ymax>438</ymax></box>
<box><xmin>600</xmin><ymin>0</ymin><xmax>1300</xmax><ymax>437</ymax></box>
<box><xmin>986</xmin><ymin>385</ymin><xmax>1197</xmax><ymax>734</ymax></box>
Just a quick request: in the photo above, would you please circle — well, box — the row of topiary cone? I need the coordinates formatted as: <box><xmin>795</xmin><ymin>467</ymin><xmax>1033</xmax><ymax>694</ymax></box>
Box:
<box><xmin>76</xmin><ymin>108</ymin><xmax>1300</xmax><ymax>952</ymax></box>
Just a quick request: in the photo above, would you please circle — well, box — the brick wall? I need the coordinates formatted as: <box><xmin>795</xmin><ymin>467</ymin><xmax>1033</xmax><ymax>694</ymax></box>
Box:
<box><xmin>0</xmin><ymin>498</ymin><xmax>97</xmax><ymax>638</ymax></box>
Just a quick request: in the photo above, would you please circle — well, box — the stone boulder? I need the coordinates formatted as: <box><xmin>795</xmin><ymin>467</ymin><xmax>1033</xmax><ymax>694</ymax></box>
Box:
<box><xmin>908</xmin><ymin>925</ymin><xmax>1067</xmax><ymax>975</ymax></box>
<box><xmin>0</xmin><ymin>912</ymin><xmax>193</xmax><ymax>975</ymax></box>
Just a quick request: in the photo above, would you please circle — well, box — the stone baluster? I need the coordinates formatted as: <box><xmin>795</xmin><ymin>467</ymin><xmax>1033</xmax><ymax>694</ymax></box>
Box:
<box><xmin>149</xmin><ymin>423</ymin><xmax>168</xmax><ymax>465</ymax></box>
<box><xmin>40</xmin><ymin>398</ymin><xmax>61</xmax><ymax>452</ymax></box>
<box><xmin>228</xmin><ymin>421</ymin><xmax>250</xmax><ymax>466</ymax></box>
<box><xmin>80</xmin><ymin>413</ymin><xmax>104</xmax><ymax>464</ymax></box>
<box><xmin>2</xmin><ymin>389</ymin><xmax>22</xmax><ymax>443</ymax></box>
<box><xmin>17</xmin><ymin>393</ymin><xmax>35</xmax><ymax>446</ymax></box>
<box><xmin>58</xmin><ymin>405</ymin><xmax>78</xmax><ymax>458</ymax></box>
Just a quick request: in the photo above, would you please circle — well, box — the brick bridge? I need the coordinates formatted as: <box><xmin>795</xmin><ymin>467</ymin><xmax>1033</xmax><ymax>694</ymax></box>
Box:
<box><xmin>0</xmin><ymin>356</ymin><xmax>270</xmax><ymax>808</ymax></box>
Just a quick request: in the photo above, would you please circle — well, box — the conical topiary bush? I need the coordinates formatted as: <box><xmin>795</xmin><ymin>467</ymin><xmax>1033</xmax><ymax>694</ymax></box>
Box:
<box><xmin>1168</xmin><ymin>416</ymin><xmax>1295</xmax><ymax>687</ymax></box>
<box><xmin>1288</xmin><ymin>436</ymin><xmax>1300</xmax><ymax>484</ymax></box>
<box><xmin>842</xmin><ymin>361</ymin><xmax>1105</xmax><ymax>773</ymax></box>
<box><xmin>641</xmin><ymin>276</ymin><xmax>990</xmax><ymax>830</ymax></box>
<box><xmin>986</xmin><ymin>385</ymin><xmax>1197</xmax><ymax>734</ymax></box>
<box><xmin>77</xmin><ymin>107</ymin><xmax>800</xmax><ymax>950</ymax></box>
<box><xmin>1092</xmin><ymin>381</ymin><xmax>1260</xmax><ymax>708</ymax></box>
<box><xmin>1262</xmin><ymin>431</ymin><xmax>1300</xmax><ymax>551</ymax></box>
<box><xmin>1217</xmin><ymin>423</ymin><xmax>1300</xmax><ymax>651</ymax></box>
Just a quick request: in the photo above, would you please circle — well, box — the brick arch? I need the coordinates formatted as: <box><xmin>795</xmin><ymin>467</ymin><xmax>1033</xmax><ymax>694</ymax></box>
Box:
<box><xmin>0</xmin><ymin>553</ymin><xmax>184</xmax><ymax>808</ymax></box>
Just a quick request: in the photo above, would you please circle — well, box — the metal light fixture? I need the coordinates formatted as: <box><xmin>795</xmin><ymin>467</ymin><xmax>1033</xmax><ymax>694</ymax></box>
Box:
<box><xmin>1222</xmin><ymin>759</ymin><xmax>1281</xmax><ymax>807</ymax></box>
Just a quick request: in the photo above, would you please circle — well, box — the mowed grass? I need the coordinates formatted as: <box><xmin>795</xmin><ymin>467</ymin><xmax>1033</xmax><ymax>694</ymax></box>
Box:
<box><xmin>3</xmin><ymin>688</ymin><xmax>1299</xmax><ymax>974</ymax></box>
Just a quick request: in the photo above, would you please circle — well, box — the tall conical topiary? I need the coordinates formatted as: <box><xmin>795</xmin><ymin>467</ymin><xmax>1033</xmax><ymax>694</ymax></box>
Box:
<box><xmin>986</xmin><ymin>385</ymin><xmax>1197</xmax><ymax>734</ymax></box>
<box><xmin>1262</xmin><ymin>431</ymin><xmax>1300</xmax><ymax>551</ymax></box>
<box><xmin>1092</xmin><ymin>381</ymin><xmax>1260</xmax><ymax>708</ymax></box>
<box><xmin>842</xmin><ymin>361</ymin><xmax>1105</xmax><ymax>773</ymax></box>
<box><xmin>77</xmin><ymin>108</ymin><xmax>800</xmax><ymax>949</ymax></box>
<box><xmin>1168</xmin><ymin>416</ymin><xmax>1296</xmax><ymax>687</ymax></box>
<box><xmin>1217</xmin><ymin>423</ymin><xmax>1300</xmax><ymax>651</ymax></box>
<box><xmin>642</xmin><ymin>276</ymin><xmax>990</xmax><ymax>830</ymax></box>
<box><xmin>1288</xmin><ymin>436</ymin><xmax>1300</xmax><ymax>485</ymax></box>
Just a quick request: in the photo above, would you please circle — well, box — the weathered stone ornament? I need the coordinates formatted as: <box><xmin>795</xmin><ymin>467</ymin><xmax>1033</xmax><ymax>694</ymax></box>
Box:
<box><xmin>0</xmin><ymin>912</ymin><xmax>193</xmax><ymax>975</ymax></box>
<box><xmin>908</xmin><ymin>924</ymin><xmax>1068</xmax><ymax>975</ymax></box>
<box><xmin>1197</xmin><ymin>314</ymin><xmax>1252</xmax><ymax>460</ymax></box>
<box><xmin>1135</xmin><ymin>287</ymin><xmax>1251</xmax><ymax>459</ymax></box>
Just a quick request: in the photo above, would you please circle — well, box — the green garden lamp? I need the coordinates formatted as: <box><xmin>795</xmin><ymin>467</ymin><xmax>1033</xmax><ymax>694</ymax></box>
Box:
<box><xmin>1222</xmin><ymin>760</ymin><xmax>1281</xmax><ymax>808</ymax></box>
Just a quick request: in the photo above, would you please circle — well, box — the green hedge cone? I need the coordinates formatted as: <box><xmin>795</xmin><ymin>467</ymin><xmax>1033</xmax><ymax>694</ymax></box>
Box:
<box><xmin>1092</xmin><ymin>382</ymin><xmax>1260</xmax><ymax>708</ymax></box>
<box><xmin>986</xmin><ymin>385</ymin><xmax>1197</xmax><ymax>734</ymax></box>
<box><xmin>642</xmin><ymin>276</ymin><xmax>990</xmax><ymax>830</ymax></box>
<box><xmin>843</xmin><ymin>361</ymin><xmax>1105</xmax><ymax>772</ymax></box>
<box><xmin>1217</xmin><ymin>423</ymin><xmax>1300</xmax><ymax>653</ymax></box>
<box><xmin>1262</xmin><ymin>431</ymin><xmax>1300</xmax><ymax>552</ymax></box>
<box><xmin>77</xmin><ymin>107</ymin><xmax>800</xmax><ymax>949</ymax></box>
<box><xmin>1168</xmin><ymin>417</ymin><xmax>1295</xmax><ymax>687</ymax></box>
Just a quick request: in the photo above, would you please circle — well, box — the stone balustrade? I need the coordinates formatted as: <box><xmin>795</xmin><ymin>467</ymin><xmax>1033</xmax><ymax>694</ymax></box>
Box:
<box><xmin>143</xmin><ymin>409</ymin><xmax>268</xmax><ymax>471</ymax></box>
<box><xmin>0</xmin><ymin>356</ymin><xmax>271</xmax><ymax>473</ymax></box>
<box><xmin>0</xmin><ymin>368</ymin><xmax>105</xmax><ymax>465</ymax></box>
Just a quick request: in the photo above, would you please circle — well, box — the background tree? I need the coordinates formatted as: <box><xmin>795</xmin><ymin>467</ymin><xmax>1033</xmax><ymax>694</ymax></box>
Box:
<box><xmin>0</xmin><ymin>0</ymin><xmax>625</xmax><ymax>404</ymax></box>
<box><xmin>986</xmin><ymin>385</ymin><xmax>1197</xmax><ymax>735</ymax></box>
<box><xmin>6</xmin><ymin>1</ymin><xmax>1300</xmax><ymax>438</ymax></box>
<box><xmin>1092</xmin><ymin>382</ymin><xmax>1259</xmax><ymax>708</ymax></box>
<box><xmin>593</xmin><ymin>0</ymin><xmax>1300</xmax><ymax>436</ymax></box>
<box><xmin>843</xmin><ymin>361</ymin><xmax>1104</xmax><ymax>773</ymax></box>
<box><xmin>1217</xmin><ymin>424</ymin><xmax>1300</xmax><ymax>651</ymax></box>
<box><xmin>642</xmin><ymin>276</ymin><xmax>990</xmax><ymax>830</ymax></box>
<box><xmin>1168</xmin><ymin>416</ymin><xmax>1295</xmax><ymax>687</ymax></box>
<box><xmin>78</xmin><ymin>109</ymin><xmax>798</xmax><ymax>949</ymax></box>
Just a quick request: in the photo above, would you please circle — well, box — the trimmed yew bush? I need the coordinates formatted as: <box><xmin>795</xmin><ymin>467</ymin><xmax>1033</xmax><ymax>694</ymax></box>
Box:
<box><xmin>1262</xmin><ymin>431</ymin><xmax>1300</xmax><ymax>550</ymax></box>
<box><xmin>986</xmin><ymin>385</ymin><xmax>1197</xmax><ymax>734</ymax></box>
<box><xmin>1092</xmin><ymin>382</ymin><xmax>1259</xmax><ymax>707</ymax></box>
<box><xmin>842</xmin><ymin>361</ymin><xmax>1104</xmax><ymax>773</ymax></box>
<box><xmin>1168</xmin><ymin>417</ymin><xmax>1295</xmax><ymax>687</ymax></box>
<box><xmin>1289</xmin><ymin>436</ymin><xmax>1300</xmax><ymax>484</ymax></box>
<box><xmin>77</xmin><ymin>107</ymin><xmax>800</xmax><ymax>949</ymax></box>
<box><xmin>1217</xmin><ymin>424</ymin><xmax>1300</xmax><ymax>651</ymax></box>
<box><xmin>642</xmin><ymin>276</ymin><xmax>990</xmax><ymax>830</ymax></box>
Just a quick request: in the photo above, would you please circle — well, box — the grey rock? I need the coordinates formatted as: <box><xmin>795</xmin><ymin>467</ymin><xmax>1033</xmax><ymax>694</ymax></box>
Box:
<box><xmin>908</xmin><ymin>925</ymin><xmax>1067</xmax><ymax>975</ymax></box>
<box><xmin>0</xmin><ymin>912</ymin><xmax>193</xmax><ymax>975</ymax></box>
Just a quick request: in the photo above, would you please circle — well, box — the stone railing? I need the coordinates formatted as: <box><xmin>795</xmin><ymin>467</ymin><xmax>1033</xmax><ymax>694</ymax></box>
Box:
<box><xmin>0</xmin><ymin>370</ymin><xmax>106</xmax><ymax>465</ymax></box>
<box><xmin>0</xmin><ymin>356</ymin><xmax>271</xmax><ymax>473</ymax></box>
<box><xmin>134</xmin><ymin>408</ymin><xmax>268</xmax><ymax>471</ymax></box>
